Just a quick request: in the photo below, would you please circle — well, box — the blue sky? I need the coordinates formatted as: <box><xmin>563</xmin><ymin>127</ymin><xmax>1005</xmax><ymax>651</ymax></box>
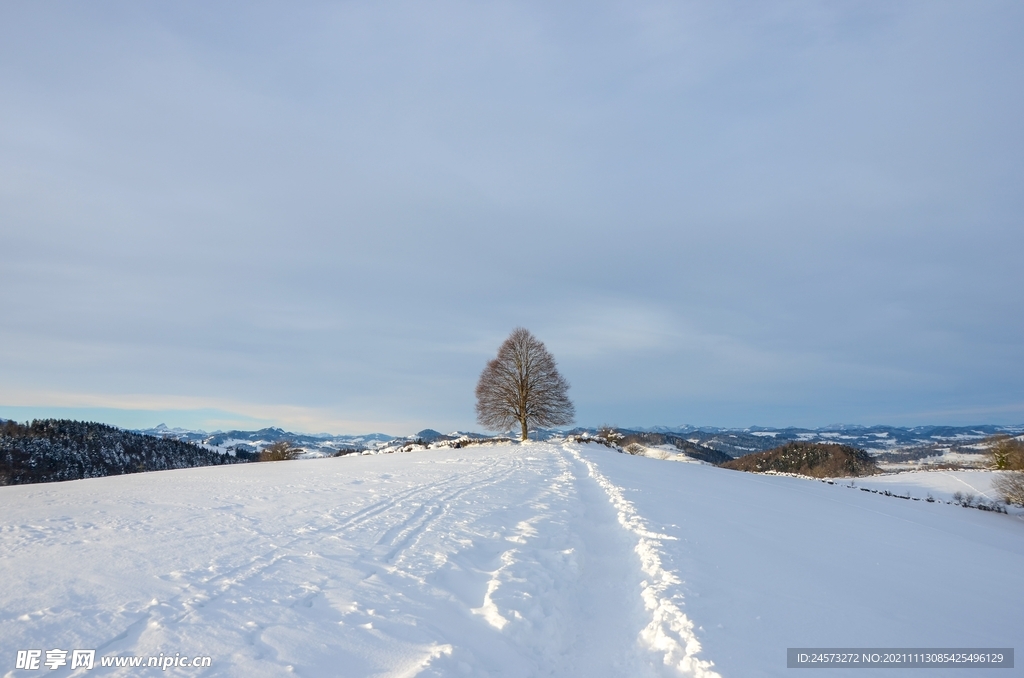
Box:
<box><xmin>2</xmin><ymin>1</ymin><xmax>1022</xmax><ymax>435</ymax></box>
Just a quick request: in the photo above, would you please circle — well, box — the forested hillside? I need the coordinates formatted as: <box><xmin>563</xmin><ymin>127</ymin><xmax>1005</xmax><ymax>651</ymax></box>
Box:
<box><xmin>721</xmin><ymin>441</ymin><xmax>880</xmax><ymax>477</ymax></box>
<box><xmin>0</xmin><ymin>419</ymin><xmax>252</xmax><ymax>486</ymax></box>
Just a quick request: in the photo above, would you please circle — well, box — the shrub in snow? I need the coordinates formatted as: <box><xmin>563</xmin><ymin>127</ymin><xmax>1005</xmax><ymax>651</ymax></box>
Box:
<box><xmin>624</xmin><ymin>443</ymin><xmax>646</xmax><ymax>456</ymax></box>
<box><xmin>597</xmin><ymin>426</ymin><xmax>624</xmax><ymax>445</ymax></box>
<box><xmin>993</xmin><ymin>471</ymin><xmax>1024</xmax><ymax>507</ymax></box>
<box><xmin>952</xmin><ymin>491</ymin><xmax>976</xmax><ymax>508</ymax></box>
<box><xmin>564</xmin><ymin>433</ymin><xmax>620</xmax><ymax>450</ymax></box>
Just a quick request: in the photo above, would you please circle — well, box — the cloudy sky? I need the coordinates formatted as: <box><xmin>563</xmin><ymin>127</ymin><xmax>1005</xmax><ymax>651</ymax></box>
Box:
<box><xmin>2</xmin><ymin>1</ymin><xmax>1022</xmax><ymax>435</ymax></box>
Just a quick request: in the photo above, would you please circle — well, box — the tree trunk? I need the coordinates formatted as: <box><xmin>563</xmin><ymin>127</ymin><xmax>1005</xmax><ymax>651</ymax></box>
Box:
<box><xmin>520</xmin><ymin>418</ymin><xmax>528</xmax><ymax>442</ymax></box>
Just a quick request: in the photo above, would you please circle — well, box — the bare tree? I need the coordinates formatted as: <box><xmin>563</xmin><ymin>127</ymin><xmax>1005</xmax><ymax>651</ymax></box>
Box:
<box><xmin>476</xmin><ymin>327</ymin><xmax>574</xmax><ymax>441</ymax></box>
<box><xmin>993</xmin><ymin>471</ymin><xmax>1024</xmax><ymax>506</ymax></box>
<box><xmin>624</xmin><ymin>442</ymin><xmax>646</xmax><ymax>456</ymax></box>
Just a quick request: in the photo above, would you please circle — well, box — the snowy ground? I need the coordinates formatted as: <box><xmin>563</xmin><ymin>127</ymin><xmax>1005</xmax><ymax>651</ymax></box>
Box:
<box><xmin>1</xmin><ymin>442</ymin><xmax>1021</xmax><ymax>677</ymax></box>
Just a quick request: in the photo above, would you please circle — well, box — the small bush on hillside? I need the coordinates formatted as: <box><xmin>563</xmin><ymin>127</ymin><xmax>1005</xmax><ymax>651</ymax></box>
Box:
<box><xmin>259</xmin><ymin>441</ymin><xmax>300</xmax><ymax>462</ymax></box>
<box><xmin>624</xmin><ymin>442</ymin><xmax>645</xmax><ymax>456</ymax></box>
<box><xmin>993</xmin><ymin>471</ymin><xmax>1024</xmax><ymax>506</ymax></box>
<box><xmin>952</xmin><ymin>491</ymin><xmax>976</xmax><ymax>507</ymax></box>
<box><xmin>597</xmin><ymin>426</ymin><xmax>624</xmax><ymax>445</ymax></box>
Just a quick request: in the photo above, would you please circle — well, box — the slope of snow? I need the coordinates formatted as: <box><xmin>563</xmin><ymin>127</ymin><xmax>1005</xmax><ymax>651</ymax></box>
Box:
<box><xmin>588</xmin><ymin>454</ymin><xmax>1024</xmax><ymax>677</ymax></box>
<box><xmin>1</xmin><ymin>442</ymin><xmax>1021</xmax><ymax>677</ymax></box>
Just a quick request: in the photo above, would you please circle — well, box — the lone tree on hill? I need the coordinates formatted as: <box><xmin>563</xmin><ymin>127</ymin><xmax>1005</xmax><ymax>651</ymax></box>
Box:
<box><xmin>476</xmin><ymin>327</ymin><xmax>574</xmax><ymax>441</ymax></box>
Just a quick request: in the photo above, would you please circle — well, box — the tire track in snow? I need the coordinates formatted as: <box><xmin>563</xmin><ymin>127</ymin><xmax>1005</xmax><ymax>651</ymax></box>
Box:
<box><xmin>338</xmin><ymin>449</ymin><xmax>598</xmax><ymax>675</ymax></box>
<box><xmin>80</xmin><ymin>454</ymin><xmax>521</xmax><ymax>664</ymax></box>
<box><xmin>564</xmin><ymin>443</ymin><xmax>721</xmax><ymax>678</ymax></box>
<box><xmin>328</xmin><ymin>454</ymin><xmax>511</xmax><ymax>535</ymax></box>
<box><xmin>373</xmin><ymin>455</ymin><xmax>524</xmax><ymax>569</ymax></box>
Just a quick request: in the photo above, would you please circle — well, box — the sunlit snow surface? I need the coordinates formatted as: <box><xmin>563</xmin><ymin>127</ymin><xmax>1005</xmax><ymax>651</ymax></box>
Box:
<box><xmin>1</xmin><ymin>442</ymin><xmax>1022</xmax><ymax>677</ymax></box>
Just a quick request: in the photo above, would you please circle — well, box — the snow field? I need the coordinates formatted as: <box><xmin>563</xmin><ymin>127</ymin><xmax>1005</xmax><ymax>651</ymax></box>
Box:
<box><xmin>1</xmin><ymin>443</ymin><xmax>679</xmax><ymax>677</ymax></box>
<box><xmin>592</xmin><ymin>453</ymin><xmax>1024</xmax><ymax>678</ymax></box>
<box><xmin>2</xmin><ymin>442</ymin><xmax>1022</xmax><ymax>677</ymax></box>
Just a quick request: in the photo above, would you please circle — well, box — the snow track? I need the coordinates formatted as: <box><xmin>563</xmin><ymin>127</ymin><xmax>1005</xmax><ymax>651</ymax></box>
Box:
<box><xmin>1</xmin><ymin>442</ymin><xmax>707</xmax><ymax>677</ymax></box>
<box><xmin>565</xmin><ymin>445</ymin><xmax>720</xmax><ymax>678</ymax></box>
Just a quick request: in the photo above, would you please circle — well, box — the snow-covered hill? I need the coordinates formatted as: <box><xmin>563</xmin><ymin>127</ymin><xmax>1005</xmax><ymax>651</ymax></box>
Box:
<box><xmin>1</xmin><ymin>442</ymin><xmax>1021</xmax><ymax>677</ymax></box>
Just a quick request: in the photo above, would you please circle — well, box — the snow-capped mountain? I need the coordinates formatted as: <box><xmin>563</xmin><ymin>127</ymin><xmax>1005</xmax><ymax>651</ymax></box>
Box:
<box><xmin>621</xmin><ymin>424</ymin><xmax>1023</xmax><ymax>457</ymax></box>
<box><xmin>136</xmin><ymin>424</ymin><xmax>397</xmax><ymax>457</ymax></box>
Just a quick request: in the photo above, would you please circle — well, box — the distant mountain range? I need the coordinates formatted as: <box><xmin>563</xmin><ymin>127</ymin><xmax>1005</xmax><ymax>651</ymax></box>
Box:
<box><xmin>134</xmin><ymin>422</ymin><xmax>1024</xmax><ymax>459</ymax></box>
<box><xmin>136</xmin><ymin>424</ymin><xmax>397</xmax><ymax>457</ymax></box>
<box><xmin>619</xmin><ymin>424</ymin><xmax>1023</xmax><ymax>457</ymax></box>
<box><xmin>2</xmin><ymin>418</ymin><xmax>1020</xmax><ymax>487</ymax></box>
